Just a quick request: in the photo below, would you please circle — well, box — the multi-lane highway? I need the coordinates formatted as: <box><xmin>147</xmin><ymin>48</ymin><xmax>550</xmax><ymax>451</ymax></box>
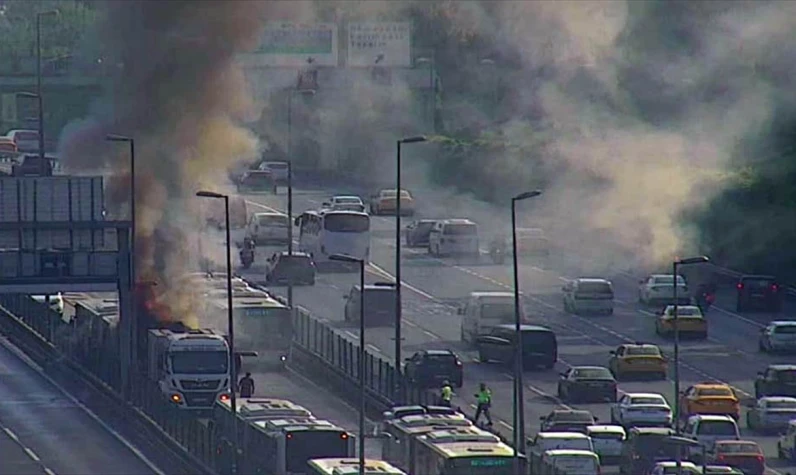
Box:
<box><xmin>0</xmin><ymin>335</ymin><xmax>160</xmax><ymax>475</ymax></box>
<box><xmin>243</xmin><ymin>185</ymin><xmax>796</xmax><ymax>475</ymax></box>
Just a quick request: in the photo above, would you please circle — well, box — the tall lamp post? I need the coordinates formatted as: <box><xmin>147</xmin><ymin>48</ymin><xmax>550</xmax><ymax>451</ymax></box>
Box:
<box><xmin>286</xmin><ymin>89</ymin><xmax>317</xmax><ymax>162</ymax></box>
<box><xmin>106</xmin><ymin>134</ymin><xmax>137</xmax><ymax>366</ymax></box>
<box><xmin>284</xmin><ymin>159</ymin><xmax>294</xmax><ymax>308</ymax></box>
<box><xmin>510</xmin><ymin>190</ymin><xmax>541</xmax><ymax>466</ymax></box>
<box><xmin>672</xmin><ymin>255</ymin><xmax>709</xmax><ymax>432</ymax></box>
<box><xmin>415</xmin><ymin>53</ymin><xmax>435</xmax><ymax>130</ymax></box>
<box><xmin>34</xmin><ymin>9</ymin><xmax>58</xmax><ymax>159</ymax></box>
<box><xmin>394</xmin><ymin>135</ymin><xmax>427</xmax><ymax>401</ymax></box>
<box><xmin>329</xmin><ymin>254</ymin><xmax>366</xmax><ymax>475</ymax></box>
<box><xmin>196</xmin><ymin>190</ymin><xmax>238</xmax><ymax>475</ymax></box>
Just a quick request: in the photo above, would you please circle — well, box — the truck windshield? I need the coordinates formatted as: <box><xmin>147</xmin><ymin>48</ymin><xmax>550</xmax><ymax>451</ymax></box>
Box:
<box><xmin>170</xmin><ymin>351</ymin><xmax>228</xmax><ymax>374</ymax></box>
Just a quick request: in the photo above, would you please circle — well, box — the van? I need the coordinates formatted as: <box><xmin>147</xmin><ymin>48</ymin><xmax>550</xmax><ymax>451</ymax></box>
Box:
<box><xmin>681</xmin><ymin>415</ymin><xmax>740</xmax><ymax>459</ymax></box>
<box><xmin>527</xmin><ymin>432</ymin><xmax>593</xmax><ymax>474</ymax></box>
<box><xmin>344</xmin><ymin>284</ymin><xmax>397</xmax><ymax>327</ymax></box>
<box><xmin>562</xmin><ymin>278</ymin><xmax>614</xmax><ymax>315</ymax></box>
<box><xmin>541</xmin><ymin>449</ymin><xmax>600</xmax><ymax>475</ymax></box>
<box><xmin>475</xmin><ymin>324</ymin><xmax>557</xmax><ymax>369</ymax></box>
<box><xmin>586</xmin><ymin>425</ymin><xmax>626</xmax><ymax>463</ymax></box>
<box><xmin>459</xmin><ymin>291</ymin><xmax>527</xmax><ymax>344</ymax></box>
<box><xmin>428</xmin><ymin>219</ymin><xmax>479</xmax><ymax>257</ymax></box>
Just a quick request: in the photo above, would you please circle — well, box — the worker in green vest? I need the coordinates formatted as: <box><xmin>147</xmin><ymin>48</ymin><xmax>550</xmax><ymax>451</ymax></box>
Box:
<box><xmin>474</xmin><ymin>383</ymin><xmax>493</xmax><ymax>426</ymax></box>
<box><xmin>439</xmin><ymin>380</ymin><xmax>453</xmax><ymax>407</ymax></box>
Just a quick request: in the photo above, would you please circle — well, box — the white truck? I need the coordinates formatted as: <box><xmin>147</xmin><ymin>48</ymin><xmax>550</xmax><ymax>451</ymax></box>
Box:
<box><xmin>147</xmin><ymin>328</ymin><xmax>231</xmax><ymax>410</ymax></box>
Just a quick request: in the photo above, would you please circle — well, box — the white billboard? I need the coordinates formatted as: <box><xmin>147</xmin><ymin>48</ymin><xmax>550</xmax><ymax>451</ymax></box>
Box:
<box><xmin>347</xmin><ymin>22</ymin><xmax>412</xmax><ymax>67</ymax></box>
<box><xmin>244</xmin><ymin>22</ymin><xmax>338</xmax><ymax>67</ymax></box>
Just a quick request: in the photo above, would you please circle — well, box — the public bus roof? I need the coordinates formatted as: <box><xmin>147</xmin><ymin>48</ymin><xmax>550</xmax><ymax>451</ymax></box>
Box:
<box><xmin>308</xmin><ymin>458</ymin><xmax>406</xmax><ymax>475</ymax></box>
<box><xmin>428</xmin><ymin>441</ymin><xmax>515</xmax><ymax>458</ymax></box>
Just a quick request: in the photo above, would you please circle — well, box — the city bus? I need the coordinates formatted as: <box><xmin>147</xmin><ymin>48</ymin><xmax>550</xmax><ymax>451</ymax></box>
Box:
<box><xmin>381</xmin><ymin>413</ymin><xmax>472</xmax><ymax>474</ymax></box>
<box><xmin>295</xmin><ymin>209</ymin><xmax>370</xmax><ymax>269</ymax></box>
<box><xmin>240</xmin><ymin>417</ymin><xmax>355</xmax><ymax>475</ymax></box>
<box><xmin>203</xmin><ymin>291</ymin><xmax>293</xmax><ymax>369</ymax></box>
<box><xmin>413</xmin><ymin>427</ymin><xmax>521</xmax><ymax>475</ymax></box>
<box><xmin>307</xmin><ymin>458</ymin><xmax>407</xmax><ymax>475</ymax></box>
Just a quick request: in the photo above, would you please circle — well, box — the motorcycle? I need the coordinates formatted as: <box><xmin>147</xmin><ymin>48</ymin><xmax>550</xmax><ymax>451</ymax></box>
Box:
<box><xmin>697</xmin><ymin>292</ymin><xmax>715</xmax><ymax>313</ymax></box>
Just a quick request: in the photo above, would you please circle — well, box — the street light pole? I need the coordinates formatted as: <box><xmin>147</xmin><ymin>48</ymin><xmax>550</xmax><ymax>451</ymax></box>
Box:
<box><xmin>510</xmin><ymin>190</ymin><xmax>541</xmax><ymax>466</ymax></box>
<box><xmin>671</xmin><ymin>255</ymin><xmax>709</xmax><ymax>433</ymax></box>
<box><xmin>197</xmin><ymin>190</ymin><xmax>237</xmax><ymax>475</ymax></box>
<box><xmin>35</xmin><ymin>10</ymin><xmax>57</xmax><ymax>161</ymax></box>
<box><xmin>286</xmin><ymin>159</ymin><xmax>294</xmax><ymax>308</ymax></box>
<box><xmin>329</xmin><ymin>253</ymin><xmax>366</xmax><ymax>475</ymax></box>
<box><xmin>106</xmin><ymin>135</ymin><xmax>136</xmax><ymax>366</ymax></box>
<box><xmin>394</xmin><ymin>136</ymin><xmax>427</xmax><ymax>402</ymax></box>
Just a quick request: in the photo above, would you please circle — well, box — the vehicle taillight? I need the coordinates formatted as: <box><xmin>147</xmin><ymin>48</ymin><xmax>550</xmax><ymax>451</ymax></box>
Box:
<box><xmin>456</xmin><ymin>360</ymin><xmax>462</xmax><ymax>366</ymax></box>
<box><xmin>772</xmin><ymin>284</ymin><xmax>779</xmax><ymax>292</ymax></box>
<box><xmin>737</xmin><ymin>283</ymin><xmax>744</xmax><ymax>289</ymax></box>
<box><xmin>756</xmin><ymin>455</ymin><xmax>764</xmax><ymax>462</ymax></box>
<box><xmin>717</xmin><ymin>454</ymin><xmax>725</xmax><ymax>461</ymax></box>
<box><xmin>340</xmin><ymin>433</ymin><xmax>349</xmax><ymax>439</ymax></box>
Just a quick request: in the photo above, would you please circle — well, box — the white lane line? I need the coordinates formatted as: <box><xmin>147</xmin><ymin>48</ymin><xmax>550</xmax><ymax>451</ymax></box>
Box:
<box><xmin>0</xmin><ymin>334</ymin><xmax>165</xmax><ymax>475</ymax></box>
<box><xmin>345</xmin><ymin>331</ymin><xmax>358</xmax><ymax>340</ymax></box>
<box><xmin>366</xmin><ymin>344</ymin><xmax>382</xmax><ymax>354</ymax></box>
<box><xmin>2</xmin><ymin>426</ymin><xmax>56</xmax><ymax>474</ymax></box>
<box><xmin>421</xmin><ymin>330</ymin><xmax>439</xmax><ymax>340</ymax></box>
<box><xmin>498</xmin><ymin>421</ymin><xmax>513</xmax><ymax>430</ymax></box>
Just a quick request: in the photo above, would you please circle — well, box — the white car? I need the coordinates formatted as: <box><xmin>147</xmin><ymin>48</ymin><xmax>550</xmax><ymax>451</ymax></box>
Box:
<box><xmin>246</xmin><ymin>212</ymin><xmax>290</xmax><ymax>245</ymax></box>
<box><xmin>258</xmin><ymin>161</ymin><xmax>289</xmax><ymax>183</ymax></box>
<box><xmin>323</xmin><ymin>195</ymin><xmax>365</xmax><ymax>213</ymax></box>
<box><xmin>638</xmin><ymin>274</ymin><xmax>690</xmax><ymax>306</ymax></box>
<box><xmin>6</xmin><ymin>129</ymin><xmax>39</xmax><ymax>153</ymax></box>
<box><xmin>747</xmin><ymin>396</ymin><xmax>796</xmax><ymax>432</ymax></box>
<box><xmin>648</xmin><ymin>461</ymin><xmax>700</xmax><ymax>475</ymax></box>
<box><xmin>610</xmin><ymin>392</ymin><xmax>672</xmax><ymax>428</ymax></box>
<box><xmin>585</xmin><ymin>425</ymin><xmax>625</xmax><ymax>462</ymax></box>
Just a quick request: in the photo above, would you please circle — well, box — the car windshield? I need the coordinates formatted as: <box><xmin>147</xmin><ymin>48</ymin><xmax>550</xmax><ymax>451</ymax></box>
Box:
<box><xmin>14</xmin><ymin>131</ymin><xmax>38</xmax><ymax>141</ymax></box>
<box><xmin>480</xmin><ymin>302</ymin><xmax>514</xmax><ymax>320</ymax></box>
<box><xmin>775</xmin><ymin>369</ymin><xmax>796</xmax><ymax>382</ymax></box>
<box><xmin>258</xmin><ymin>214</ymin><xmax>288</xmax><ymax>227</ymax></box>
<box><xmin>552</xmin><ymin>411</ymin><xmax>594</xmax><ymax>422</ymax></box>
<box><xmin>631</xmin><ymin>396</ymin><xmax>666</xmax><ymax>405</ymax></box>
<box><xmin>573</xmin><ymin>367</ymin><xmax>612</xmax><ymax>379</ymax></box>
<box><xmin>265</xmin><ymin>162</ymin><xmax>288</xmax><ymax>170</ymax></box>
<box><xmin>768</xmin><ymin>400</ymin><xmax>796</xmax><ymax>409</ymax></box>
<box><xmin>443</xmin><ymin>223</ymin><xmax>477</xmax><ymax>235</ymax></box>
<box><xmin>334</xmin><ymin>197</ymin><xmax>361</xmax><ymax>204</ymax></box>
<box><xmin>276</xmin><ymin>255</ymin><xmax>313</xmax><ymax>270</ymax></box>
<box><xmin>626</xmin><ymin>346</ymin><xmax>661</xmax><ymax>356</ymax></box>
<box><xmin>590</xmin><ymin>432</ymin><xmax>624</xmax><ymax>441</ymax></box>
<box><xmin>324</xmin><ymin>213</ymin><xmax>369</xmax><ymax>233</ymax></box>
<box><xmin>170</xmin><ymin>351</ymin><xmax>228</xmax><ymax>374</ymax></box>
<box><xmin>653</xmin><ymin>276</ymin><xmax>686</xmax><ymax>285</ymax></box>
<box><xmin>577</xmin><ymin>282</ymin><xmax>612</xmax><ymax>293</ymax></box>
<box><xmin>717</xmin><ymin>442</ymin><xmax>760</xmax><ymax>454</ymax></box>
<box><xmin>668</xmin><ymin>307</ymin><xmax>700</xmax><ymax>317</ymax></box>
<box><xmin>382</xmin><ymin>190</ymin><xmax>411</xmax><ymax>198</ymax></box>
<box><xmin>416</xmin><ymin>222</ymin><xmax>435</xmax><ymax>232</ymax></box>
<box><xmin>696</xmin><ymin>387</ymin><xmax>733</xmax><ymax>397</ymax></box>
<box><xmin>696</xmin><ymin>421</ymin><xmax>737</xmax><ymax>436</ymax></box>
<box><xmin>774</xmin><ymin>325</ymin><xmax>796</xmax><ymax>334</ymax></box>
<box><xmin>424</xmin><ymin>353</ymin><xmax>457</xmax><ymax>366</ymax></box>
<box><xmin>744</xmin><ymin>278</ymin><xmax>774</xmax><ymax>289</ymax></box>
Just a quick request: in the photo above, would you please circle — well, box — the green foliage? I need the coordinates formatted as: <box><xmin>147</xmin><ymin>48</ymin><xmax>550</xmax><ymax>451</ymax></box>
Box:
<box><xmin>0</xmin><ymin>0</ymin><xmax>98</xmax><ymax>61</ymax></box>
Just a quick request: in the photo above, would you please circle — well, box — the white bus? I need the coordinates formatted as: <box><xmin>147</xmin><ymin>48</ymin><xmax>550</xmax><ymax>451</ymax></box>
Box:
<box><xmin>295</xmin><ymin>210</ymin><xmax>370</xmax><ymax>268</ymax></box>
<box><xmin>307</xmin><ymin>458</ymin><xmax>406</xmax><ymax>475</ymax></box>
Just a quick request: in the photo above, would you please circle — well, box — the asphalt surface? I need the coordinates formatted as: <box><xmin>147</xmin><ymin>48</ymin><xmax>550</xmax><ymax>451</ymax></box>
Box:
<box><xmin>241</xmin><ymin>187</ymin><xmax>796</xmax><ymax>475</ymax></box>
<box><xmin>0</xmin><ymin>336</ymin><xmax>158</xmax><ymax>475</ymax></box>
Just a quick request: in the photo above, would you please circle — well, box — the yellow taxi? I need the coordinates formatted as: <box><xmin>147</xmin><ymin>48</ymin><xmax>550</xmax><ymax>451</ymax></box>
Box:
<box><xmin>679</xmin><ymin>382</ymin><xmax>740</xmax><ymax>420</ymax></box>
<box><xmin>655</xmin><ymin>305</ymin><xmax>707</xmax><ymax>339</ymax></box>
<box><xmin>369</xmin><ymin>188</ymin><xmax>415</xmax><ymax>216</ymax></box>
<box><xmin>608</xmin><ymin>343</ymin><xmax>668</xmax><ymax>380</ymax></box>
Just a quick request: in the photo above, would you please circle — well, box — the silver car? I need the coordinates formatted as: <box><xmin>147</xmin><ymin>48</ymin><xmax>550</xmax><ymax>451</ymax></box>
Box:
<box><xmin>610</xmin><ymin>392</ymin><xmax>672</xmax><ymax>428</ymax></box>
<box><xmin>759</xmin><ymin>321</ymin><xmax>796</xmax><ymax>353</ymax></box>
<box><xmin>747</xmin><ymin>396</ymin><xmax>796</xmax><ymax>432</ymax></box>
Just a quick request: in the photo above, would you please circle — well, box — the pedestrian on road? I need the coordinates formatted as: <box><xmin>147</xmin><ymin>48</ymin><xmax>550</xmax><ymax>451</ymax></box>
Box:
<box><xmin>238</xmin><ymin>372</ymin><xmax>255</xmax><ymax>398</ymax></box>
<box><xmin>474</xmin><ymin>382</ymin><xmax>493</xmax><ymax>426</ymax></box>
<box><xmin>439</xmin><ymin>380</ymin><xmax>453</xmax><ymax>407</ymax></box>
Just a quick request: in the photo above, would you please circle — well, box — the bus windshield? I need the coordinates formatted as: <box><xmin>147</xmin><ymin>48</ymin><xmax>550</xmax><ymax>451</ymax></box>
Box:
<box><xmin>285</xmin><ymin>430</ymin><xmax>350</xmax><ymax>473</ymax></box>
<box><xmin>234</xmin><ymin>306</ymin><xmax>292</xmax><ymax>340</ymax></box>
<box><xmin>324</xmin><ymin>214</ymin><xmax>369</xmax><ymax>233</ymax></box>
<box><xmin>170</xmin><ymin>350</ymin><xmax>228</xmax><ymax>374</ymax></box>
<box><xmin>444</xmin><ymin>456</ymin><xmax>514</xmax><ymax>475</ymax></box>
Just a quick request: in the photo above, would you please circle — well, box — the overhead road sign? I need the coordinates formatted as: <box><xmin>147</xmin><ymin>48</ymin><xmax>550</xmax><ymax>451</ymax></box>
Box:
<box><xmin>347</xmin><ymin>22</ymin><xmax>412</xmax><ymax>67</ymax></box>
<box><xmin>241</xmin><ymin>22</ymin><xmax>338</xmax><ymax>68</ymax></box>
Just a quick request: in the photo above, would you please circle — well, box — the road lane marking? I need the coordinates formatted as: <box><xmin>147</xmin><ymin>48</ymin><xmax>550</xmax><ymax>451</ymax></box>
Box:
<box><xmin>2</xmin><ymin>426</ymin><xmax>56</xmax><ymax>474</ymax></box>
<box><xmin>366</xmin><ymin>344</ymin><xmax>382</xmax><ymax>354</ymax></box>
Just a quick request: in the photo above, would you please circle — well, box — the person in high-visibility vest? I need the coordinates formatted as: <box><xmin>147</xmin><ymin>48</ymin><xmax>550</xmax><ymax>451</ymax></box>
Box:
<box><xmin>474</xmin><ymin>383</ymin><xmax>493</xmax><ymax>426</ymax></box>
<box><xmin>439</xmin><ymin>380</ymin><xmax>453</xmax><ymax>407</ymax></box>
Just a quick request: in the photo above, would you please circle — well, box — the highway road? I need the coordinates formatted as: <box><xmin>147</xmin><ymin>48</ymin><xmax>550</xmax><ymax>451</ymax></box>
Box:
<box><xmin>242</xmin><ymin>186</ymin><xmax>796</xmax><ymax>475</ymax></box>
<box><xmin>0</xmin><ymin>335</ymin><xmax>159</xmax><ymax>475</ymax></box>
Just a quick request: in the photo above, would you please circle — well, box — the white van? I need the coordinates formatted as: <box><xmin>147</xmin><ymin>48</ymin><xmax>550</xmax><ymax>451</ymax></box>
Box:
<box><xmin>541</xmin><ymin>449</ymin><xmax>600</xmax><ymax>475</ymax></box>
<box><xmin>459</xmin><ymin>291</ymin><xmax>528</xmax><ymax>343</ymax></box>
<box><xmin>528</xmin><ymin>432</ymin><xmax>593</xmax><ymax>474</ymax></box>
<box><xmin>247</xmin><ymin>212</ymin><xmax>290</xmax><ymax>245</ymax></box>
<box><xmin>682</xmin><ymin>415</ymin><xmax>740</xmax><ymax>458</ymax></box>
<box><xmin>428</xmin><ymin>219</ymin><xmax>479</xmax><ymax>256</ymax></box>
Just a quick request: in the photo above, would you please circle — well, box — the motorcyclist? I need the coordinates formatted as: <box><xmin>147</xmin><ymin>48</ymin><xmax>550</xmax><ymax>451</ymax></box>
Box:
<box><xmin>695</xmin><ymin>281</ymin><xmax>717</xmax><ymax>313</ymax></box>
<box><xmin>239</xmin><ymin>237</ymin><xmax>255</xmax><ymax>267</ymax></box>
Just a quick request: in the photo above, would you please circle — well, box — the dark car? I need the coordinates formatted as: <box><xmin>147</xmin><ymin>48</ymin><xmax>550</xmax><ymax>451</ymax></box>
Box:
<box><xmin>404</xmin><ymin>349</ymin><xmax>463</xmax><ymax>389</ymax></box>
<box><xmin>557</xmin><ymin>366</ymin><xmax>617</xmax><ymax>403</ymax></box>
<box><xmin>754</xmin><ymin>364</ymin><xmax>796</xmax><ymax>399</ymax></box>
<box><xmin>237</xmin><ymin>170</ymin><xmax>276</xmax><ymax>193</ymax></box>
<box><xmin>476</xmin><ymin>324</ymin><xmax>557</xmax><ymax>369</ymax></box>
<box><xmin>737</xmin><ymin>275</ymin><xmax>782</xmax><ymax>312</ymax></box>
<box><xmin>343</xmin><ymin>283</ymin><xmax>397</xmax><ymax>327</ymax></box>
<box><xmin>264</xmin><ymin>252</ymin><xmax>316</xmax><ymax>286</ymax></box>
<box><xmin>539</xmin><ymin>409</ymin><xmax>596</xmax><ymax>434</ymax></box>
<box><xmin>404</xmin><ymin>220</ymin><xmax>437</xmax><ymax>247</ymax></box>
<box><xmin>618</xmin><ymin>427</ymin><xmax>679</xmax><ymax>475</ymax></box>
